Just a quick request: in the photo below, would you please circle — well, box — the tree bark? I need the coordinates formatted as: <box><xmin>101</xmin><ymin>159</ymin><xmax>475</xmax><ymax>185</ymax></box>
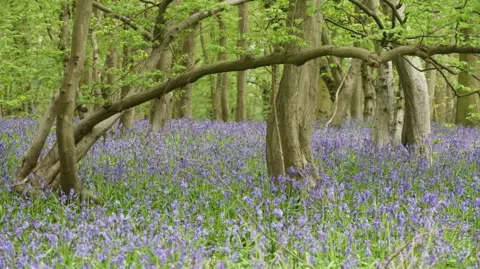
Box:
<box><xmin>394</xmin><ymin>56</ymin><xmax>430</xmax><ymax>148</ymax></box>
<box><xmin>216</xmin><ymin>15</ymin><xmax>229</xmax><ymax>121</ymax></box>
<box><xmin>350</xmin><ymin>64</ymin><xmax>364</xmax><ymax>120</ymax></box>
<box><xmin>425</xmin><ymin>62</ymin><xmax>437</xmax><ymax>122</ymax></box>
<box><xmin>176</xmin><ymin>18</ymin><xmax>199</xmax><ymax>118</ymax></box>
<box><xmin>392</xmin><ymin>85</ymin><xmax>404</xmax><ymax>146</ymax></box>
<box><xmin>317</xmin><ymin>76</ymin><xmax>332</xmax><ymax>119</ymax></box>
<box><xmin>150</xmin><ymin>50</ymin><xmax>174</xmax><ymax>131</ymax></box>
<box><xmin>266</xmin><ymin>0</ymin><xmax>322</xmax><ymax>182</ymax></box>
<box><xmin>235</xmin><ymin>3</ymin><xmax>248</xmax><ymax>121</ymax></box>
<box><xmin>120</xmin><ymin>46</ymin><xmax>135</xmax><ymax>130</ymax></box>
<box><xmin>455</xmin><ymin>53</ymin><xmax>480</xmax><ymax>126</ymax></box>
<box><xmin>327</xmin><ymin>59</ymin><xmax>363</xmax><ymax>127</ymax></box>
<box><xmin>435</xmin><ymin>72</ymin><xmax>447</xmax><ymax>124</ymax></box>
<box><xmin>362</xmin><ymin>62</ymin><xmax>375</xmax><ymax>122</ymax></box>
<box><xmin>56</xmin><ymin>0</ymin><xmax>93</xmax><ymax>195</ymax></box>
<box><xmin>372</xmin><ymin>62</ymin><xmax>395</xmax><ymax>146</ymax></box>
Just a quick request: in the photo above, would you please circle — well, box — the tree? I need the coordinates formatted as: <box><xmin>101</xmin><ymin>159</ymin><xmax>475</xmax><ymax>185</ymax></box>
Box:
<box><xmin>8</xmin><ymin>0</ymin><xmax>480</xmax><ymax>198</ymax></box>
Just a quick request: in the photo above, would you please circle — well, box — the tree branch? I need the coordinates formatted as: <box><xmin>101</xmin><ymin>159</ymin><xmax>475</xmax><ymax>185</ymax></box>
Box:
<box><xmin>348</xmin><ymin>0</ymin><xmax>385</xmax><ymax>29</ymax></box>
<box><xmin>92</xmin><ymin>1</ymin><xmax>153</xmax><ymax>41</ymax></box>
<box><xmin>380</xmin><ymin>0</ymin><xmax>405</xmax><ymax>25</ymax></box>
<box><xmin>72</xmin><ymin>45</ymin><xmax>480</xmax><ymax>141</ymax></box>
<box><xmin>325</xmin><ymin>18</ymin><xmax>367</xmax><ymax>37</ymax></box>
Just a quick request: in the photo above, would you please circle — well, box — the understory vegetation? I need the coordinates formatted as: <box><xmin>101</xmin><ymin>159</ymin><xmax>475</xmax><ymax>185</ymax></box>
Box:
<box><xmin>1</xmin><ymin>118</ymin><xmax>479</xmax><ymax>268</ymax></box>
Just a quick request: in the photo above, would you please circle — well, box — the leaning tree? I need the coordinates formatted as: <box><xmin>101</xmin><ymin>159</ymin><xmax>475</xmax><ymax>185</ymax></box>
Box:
<box><xmin>11</xmin><ymin>0</ymin><xmax>480</xmax><ymax>200</ymax></box>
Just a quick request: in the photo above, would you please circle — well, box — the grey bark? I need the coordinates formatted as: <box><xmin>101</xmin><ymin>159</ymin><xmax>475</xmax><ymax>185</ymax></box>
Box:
<box><xmin>362</xmin><ymin>62</ymin><xmax>375</xmax><ymax>121</ymax></box>
<box><xmin>350</xmin><ymin>64</ymin><xmax>364</xmax><ymax>120</ymax></box>
<box><xmin>425</xmin><ymin>62</ymin><xmax>437</xmax><ymax>121</ymax></box>
<box><xmin>327</xmin><ymin>59</ymin><xmax>363</xmax><ymax>127</ymax></box>
<box><xmin>216</xmin><ymin>15</ymin><xmax>230</xmax><ymax>121</ymax></box>
<box><xmin>150</xmin><ymin>50</ymin><xmax>174</xmax><ymax>131</ymax></box>
<box><xmin>372</xmin><ymin>62</ymin><xmax>395</xmax><ymax>146</ymax></box>
<box><xmin>236</xmin><ymin>3</ymin><xmax>248</xmax><ymax>121</ymax></box>
<box><xmin>392</xmin><ymin>84</ymin><xmax>404</xmax><ymax>146</ymax></box>
<box><xmin>455</xmin><ymin>52</ymin><xmax>480</xmax><ymax>126</ymax></box>
<box><xmin>56</xmin><ymin>0</ymin><xmax>93</xmax><ymax>195</ymax></box>
<box><xmin>394</xmin><ymin>56</ymin><xmax>430</xmax><ymax>148</ymax></box>
<box><xmin>266</xmin><ymin>0</ymin><xmax>322</xmax><ymax>183</ymax></box>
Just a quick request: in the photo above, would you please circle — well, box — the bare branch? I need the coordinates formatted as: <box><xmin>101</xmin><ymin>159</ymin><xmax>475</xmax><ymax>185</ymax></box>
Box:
<box><xmin>92</xmin><ymin>1</ymin><xmax>153</xmax><ymax>41</ymax></box>
<box><xmin>380</xmin><ymin>0</ymin><xmax>405</xmax><ymax>25</ymax></box>
<box><xmin>348</xmin><ymin>0</ymin><xmax>385</xmax><ymax>30</ymax></box>
<box><xmin>139</xmin><ymin>0</ymin><xmax>159</xmax><ymax>6</ymax></box>
<box><xmin>325</xmin><ymin>18</ymin><xmax>367</xmax><ymax>37</ymax></box>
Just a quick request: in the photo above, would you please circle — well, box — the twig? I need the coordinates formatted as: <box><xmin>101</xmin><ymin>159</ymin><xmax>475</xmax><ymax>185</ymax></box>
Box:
<box><xmin>325</xmin><ymin>18</ymin><xmax>367</xmax><ymax>37</ymax></box>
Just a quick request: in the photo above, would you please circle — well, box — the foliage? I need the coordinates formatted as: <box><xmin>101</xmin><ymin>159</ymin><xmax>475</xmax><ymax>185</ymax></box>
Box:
<box><xmin>1</xmin><ymin>119</ymin><xmax>479</xmax><ymax>268</ymax></box>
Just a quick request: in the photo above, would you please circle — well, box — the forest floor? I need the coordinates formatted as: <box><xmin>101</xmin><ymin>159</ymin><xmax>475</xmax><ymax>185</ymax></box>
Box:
<box><xmin>0</xmin><ymin>118</ymin><xmax>479</xmax><ymax>268</ymax></box>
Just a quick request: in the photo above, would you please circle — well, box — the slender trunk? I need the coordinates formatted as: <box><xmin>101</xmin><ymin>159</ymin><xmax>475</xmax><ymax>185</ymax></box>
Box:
<box><xmin>216</xmin><ymin>15</ymin><xmax>229</xmax><ymax>121</ymax></box>
<box><xmin>362</xmin><ymin>62</ymin><xmax>375</xmax><ymax>122</ymax></box>
<box><xmin>455</xmin><ymin>53</ymin><xmax>480</xmax><ymax>126</ymax></box>
<box><xmin>327</xmin><ymin>59</ymin><xmax>363</xmax><ymax>127</ymax></box>
<box><xmin>425</xmin><ymin>62</ymin><xmax>437</xmax><ymax>122</ymax></box>
<box><xmin>120</xmin><ymin>46</ymin><xmax>135</xmax><ymax>129</ymax></box>
<box><xmin>372</xmin><ymin>62</ymin><xmax>395</xmax><ymax>146</ymax></box>
<box><xmin>150</xmin><ymin>50</ymin><xmax>174</xmax><ymax>131</ymax></box>
<box><xmin>435</xmin><ymin>72</ymin><xmax>447</xmax><ymax>124</ymax></box>
<box><xmin>91</xmin><ymin>28</ymin><xmax>102</xmax><ymax>111</ymax></box>
<box><xmin>266</xmin><ymin>0</ymin><xmax>321</xmax><ymax>183</ymax></box>
<box><xmin>394</xmin><ymin>56</ymin><xmax>430</xmax><ymax>149</ymax></box>
<box><xmin>177</xmin><ymin>18</ymin><xmax>199</xmax><ymax>118</ymax></box>
<box><xmin>266</xmin><ymin>63</ymin><xmax>283</xmax><ymax>176</ymax></box>
<box><xmin>235</xmin><ymin>3</ymin><xmax>248</xmax><ymax>121</ymax></box>
<box><xmin>392</xmin><ymin>85</ymin><xmax>404</xmax><ymax>146</ymax></box>
<box><xmin>200</xmin><ymin>23</ymin><xmax>221</xmax><ymax>120</ymax></box>
<box><xmin>59</xmin><ymin>1</ymin><xmax>70</xmax><ymax>67</ymax></box>
<box><xmin>56</xmin><ymin>0</ymin><xmax>93</xmax><ymax>195</ymax></box>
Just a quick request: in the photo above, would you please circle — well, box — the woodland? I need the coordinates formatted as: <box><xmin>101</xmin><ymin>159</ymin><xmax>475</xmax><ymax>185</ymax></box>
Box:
<box><xmin>0</xmin><ymin>0</ymin><xmax>479</xmax><ymax>268</ymax></box>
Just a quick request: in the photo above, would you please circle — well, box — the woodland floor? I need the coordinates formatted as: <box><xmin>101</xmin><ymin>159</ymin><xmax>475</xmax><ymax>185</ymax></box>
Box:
<box><xmin>0</xmin><ymin>118</ymin><xmax>479</xmax><ymax>268</ymax></box>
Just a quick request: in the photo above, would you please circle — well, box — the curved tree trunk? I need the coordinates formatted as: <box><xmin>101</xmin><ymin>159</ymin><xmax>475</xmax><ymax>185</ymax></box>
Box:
<box><xmin>235</xmin><ymin>3</ymin><xmax>248</xmax><ymax>121</ymax></box>
<box><xmin>266</xmin><ymin>0</ymin><xmax>321</xmax><ymax>182</ymax></box>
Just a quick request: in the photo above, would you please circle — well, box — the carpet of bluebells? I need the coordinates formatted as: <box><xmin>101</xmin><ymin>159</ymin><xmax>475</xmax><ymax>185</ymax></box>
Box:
<box><xmin>0</xmin><ymin>117</ymin><xmax>479</xmax><ymax>268</ymax></box>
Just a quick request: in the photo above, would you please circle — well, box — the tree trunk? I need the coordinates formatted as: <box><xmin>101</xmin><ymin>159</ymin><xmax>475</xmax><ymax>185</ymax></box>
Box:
<box><xmin>235</xmin><ymin>3</ymin><xmax>248</xmax><ymax>121</ymax></box>
<box><xmin>372</xmin><ymin>62</ymin><xmax>395</xmax><ymax>146</ymax></box>
<box><xmin>317</xmin><ymin>76</ymin><xmax>332</xmax><ymax>119</ymax></box>
<box><xmin>91</xmin><ymin>27</ymin><xmax>102</xmax><ymax>111</ymax></box>
<box><xmin>455</xmin><ymin>53</ymin><xmax>480</xmax><ymax>126</ymax></box>
<box><xmin>435</xmin><ymin>72</ymin><xmax>447</xmax><ymax>124</ymax></box>
<box><xmin>425</xmin><ymin>62</ymin><xmax>437</xmax><ymax>122</ymax></box>
<box><xmin>266</xmin><ymin>0</ymin><xmax>321</xmax><ymax>182</ymax></box>
<box><xmin>392</xmin><ymin>85</ymin><xmax>404</xmax><ymax>146</ymax></box>
<box><xmin>217</xmin><ymin>15</ymin><xmax>229</xmax><ymax>121</ymax></box>
<box><xmin>176</xmin><ymin>19</ymin><xmax>199</xmax><ymax>118</ymax></box>
<box><xmin>362</xmin><ymin>62</ymin><xmax>375</xmax><ymax>122</ymax></box>
<box><xmin>56</xmin><ymin>0</ymin><xmax>93</xmax><ymax>195</ymax></box>
<box><xmin>58</xmin><ymin>1</ymin><xmax>70</xmax><ymax>67</ymax></box>
<box><xmin>120</xmin><ymin>46</ymin><xmax>135</xmax><ymax>130</ymax></box>
<box><xmin>350</xmin><ymin>65</ymin><xmax>364</xmax><ymax>120</ymax></box>
<box><xmin>394</xmin><ymin>56</ymin><xmax>430</xmax><ymax>148</ymax></box>
<box><xmin>199</xmin><ymin>23</ymin><xmax>220</xmax><ymax>121</ymax></box>
<box><xmin>150</xmin><ymin>50</ymin><xmax>174</xmax><ymax>131</ymax></box>
<box><xmin>327</xmin><ymin>59</ymin><xmax>363</xmax><ymax>127</ymax></box>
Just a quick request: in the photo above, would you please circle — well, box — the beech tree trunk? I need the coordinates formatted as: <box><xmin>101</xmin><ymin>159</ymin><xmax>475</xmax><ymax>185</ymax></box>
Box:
<box><xmin>425</xmin><ymin>62</ymin><xmax>437</xmax><ymax>122</ymax></box>
<box><xmin>372</xmin><ymin>62</ymin><xmax>395</xmax><ymax>146</ymax></box>
<box><xmin>394</xmin><ymin>56</ymin><xmax>430</xmax><ymax>148</ymax></box>
<box><xmin>235</xmin><ymin>3</ymin><xmax>248</xmax><ymax>121</ymax></box>
<box><xmin>150</xmin><ymin>51</ymin><xmax>173</xmax><ymax>131</ymax></box>
<box><xmin>392</xmin><ymin>85</ymin><xmax>405</xmax><ymax>146</ymax></box>
<box><xmin>266</xmin><ymin>0</ymin><xmax>321</xmax><ymax>182</ymax></box>
<box><xmin>56</xmin><ymin>0</ymin><xmax>93</xmax><ymax>195</ymax></box>
<box><xmin>217</xmin><ymin>15</ymin><xmax>229</xmax><ymax>121</ymax></box>
<box><xmin>435</xmin><ymin>73</ymin><xmax>447</xmax><ymax>124</ymax></box>
<box><xmin>317</xmin><ymin>76</ymin><xmax>332</xmax><ymax>119</ymax></box>
<box><xmin>362</xmin><ymin>62</ymin><xmax>375</xmax><ymax>121</ymax></box>
<box><xmin>120</xmin><ymin>46</ymin><xmax>135</xmax><ymax>130</ymax></box>
<box><xmin>455</xmin><ymin>53</ymin><xmax>480</xmax><ymax>126</ymax></box>
<box><xmin>350</xmin><ymin>65</ymin><xmax>364</xmax><ymax>120</ymax></box>
<box><xmin>327</xmin><ymin>59</ymin><xmax>363</xmax><ymax>127</ymax></box>
<box><xmin>176</xmin><ymin>19</ymin><xmax>199</xmax><ymax>118</ymax></box>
